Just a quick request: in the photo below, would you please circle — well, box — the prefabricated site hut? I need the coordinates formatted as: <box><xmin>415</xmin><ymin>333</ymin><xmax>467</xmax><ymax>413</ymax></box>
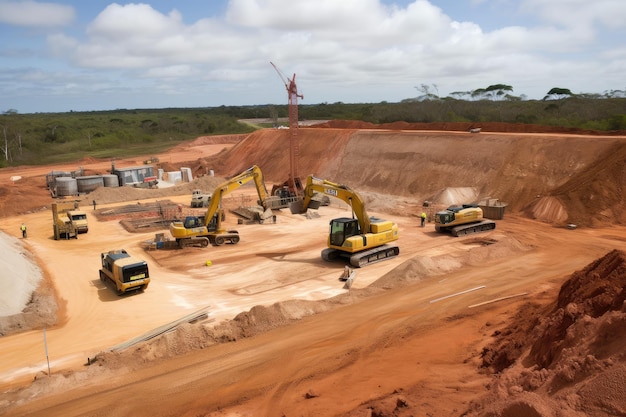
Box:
<box><xmin>110</xmin><ymin>164</ymin><xmax>158</xmax><ymax>187</ymax></box>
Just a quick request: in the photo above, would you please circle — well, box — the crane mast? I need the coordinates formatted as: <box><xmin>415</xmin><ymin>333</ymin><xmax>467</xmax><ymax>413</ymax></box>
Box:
<box><xmin>270</xmin><ymin>62</ymin><xmax>304</xmax><ymax>197</ymax></box>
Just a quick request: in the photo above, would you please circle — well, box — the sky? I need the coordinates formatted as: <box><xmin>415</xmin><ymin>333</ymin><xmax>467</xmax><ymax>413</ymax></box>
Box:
<box><xmin>0</xmin><ymin>0</ymin><xmax>625</xmax><ymax>114</ymax></box>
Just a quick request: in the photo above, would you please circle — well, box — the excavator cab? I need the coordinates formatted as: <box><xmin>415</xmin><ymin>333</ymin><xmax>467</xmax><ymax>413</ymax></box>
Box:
<box><xmin>329</xmin><ymin>217</ymin><xmax>360</xmax><ymax>246</ymax></box>
<box><xmin>182</xmin><ymin>210</ymin><xmax>222</xmax><ymax>233</ymax></box>
<box><xmin>183</xmin><ymin>216</ymin><xmax>202</xmax><ymax>228</ymax></box>
<box><xmin>435</xmin><ymin>211</ymin><xmax>455</xmax><ymax>225</ymax></box>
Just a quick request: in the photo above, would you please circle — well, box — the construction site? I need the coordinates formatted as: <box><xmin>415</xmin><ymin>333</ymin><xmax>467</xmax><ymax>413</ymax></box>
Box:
<box><xmin>1</xmin><ymin>118</ymin><xmax>626</xmax><ymax>417</ymax></box>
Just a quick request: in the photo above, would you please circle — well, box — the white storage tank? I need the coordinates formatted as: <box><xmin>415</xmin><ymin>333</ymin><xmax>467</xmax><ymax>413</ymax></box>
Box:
<box><xmin>102</xmin><ymin>174</ymin><xmax>120</xmax><ymax>187</ymax></box>
<box><xmin>76</xmin><ymin>175</ymin><xmax>104</xmax><ymax>193</ymax></box>
<box><xmin>55</xmin><ymin>177</ymin><xmax>78</xmax><ymax>196</ymax></box>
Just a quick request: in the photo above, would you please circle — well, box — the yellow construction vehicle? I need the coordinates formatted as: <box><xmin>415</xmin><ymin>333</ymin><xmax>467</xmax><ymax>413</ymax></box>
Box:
<box><xmin>434</xmin><ymin>204</ymin><xmax>496</xmax><ymax>236</ymax></box>
<box><xmin>51</xmin><ymin>201</ymin><xmax>88</xmax><ymax>240</ymax></box>
<box><xmin>169</xmin><ymin>165</ymin><xmax>275</xmax><ymax>248</ymax></box>
<box><xmin>99</xmin><ymin>249</ymin><xmax>150</xmax><ymax>295</ymax></box>
<box><xmin>292</xmin><ymin>175</ymin><xmax>399</xmax><ymax>267</ymax></box>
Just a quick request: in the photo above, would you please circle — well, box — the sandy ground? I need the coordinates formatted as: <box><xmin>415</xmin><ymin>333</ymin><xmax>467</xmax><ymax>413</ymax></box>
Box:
<box><xmin>0</xmin><ymin>126</ymin><xmax>625</xmax><ymax>416</ymax></box>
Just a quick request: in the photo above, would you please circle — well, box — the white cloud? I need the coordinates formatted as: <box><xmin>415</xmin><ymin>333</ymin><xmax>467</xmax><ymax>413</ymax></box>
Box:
<box><xmin>521</xmin><ymin>0</ymin><xmax>626</xmax><ymax>30</ymax></box>
<box><xmin>50</xmin><ymin>3</ymin><xmax>256</xmax><ymax>69</ymax></box>
<box><xmin>2</xmin><ymin>0</ymin><xmax>626</xmax><ymax>112</ymax></box>
<box><xmin>0</xmin><ymin>0</ymin><xmax>74</xmax><ymax>27</ymax></box>
<box><xmin>87</xmin><ymin>3</ymin><xmax>184</xmax><ymax>39</ymax></box>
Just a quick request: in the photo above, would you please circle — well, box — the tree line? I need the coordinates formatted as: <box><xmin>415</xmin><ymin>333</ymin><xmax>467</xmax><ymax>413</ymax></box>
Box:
<box><xmin>412</xmin><ymin>83</ymin><xmax>626</xmax><ymax>101</ymax></box>
<box><xmin>1</xmin><ymin>95</ymin><xmax>625</xmax><ymax>167</ymax></box>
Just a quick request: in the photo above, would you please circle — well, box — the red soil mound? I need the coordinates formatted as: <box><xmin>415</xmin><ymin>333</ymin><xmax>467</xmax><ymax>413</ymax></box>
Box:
<box><xmin>473</xmin><ymin>250</ymin><xmax>626</xmax><ymax>417</ymax></box>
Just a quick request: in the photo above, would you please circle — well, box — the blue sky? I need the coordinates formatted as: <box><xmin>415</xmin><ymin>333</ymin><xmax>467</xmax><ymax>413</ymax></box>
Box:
<box><xmin>1</xmin><ymin>0</ymin><xmax>625</xmax><ymax>113</ymax></box>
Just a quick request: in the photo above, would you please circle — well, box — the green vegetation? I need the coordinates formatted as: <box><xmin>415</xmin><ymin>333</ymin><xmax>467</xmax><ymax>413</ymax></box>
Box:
<box><xmin>297</xmin><ymin>97</ymin><xmax>626</xmax><ymax>130</ymax></box>
<box><xmin>1</xmin><ymin>96</ymin><xmax>625</xmax><ymax>168</ymax></box>
<box><xmin>0</xmin><ymin>107</ymin><xmax>256</xmax><ymax>167</ymax></box>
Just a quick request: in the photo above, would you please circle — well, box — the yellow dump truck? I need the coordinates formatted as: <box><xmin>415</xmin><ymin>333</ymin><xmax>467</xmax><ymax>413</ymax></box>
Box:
<box><xmin>99</xmin><ymin>249</ymin><xmax>150</xmax><ymax>295</ymax></box>
<box><xmin>52</xmin><ymin>201</ymin><xmax>88</xmax><ymax>240</ymax></box>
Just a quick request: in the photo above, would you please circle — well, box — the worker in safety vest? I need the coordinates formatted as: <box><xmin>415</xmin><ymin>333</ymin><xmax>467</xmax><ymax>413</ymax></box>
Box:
<box><xmin>21</xmin><ymin>223</ymin><xmax>27</xmax><ymax>238</ymax></box>
<box><xmin>420</xmin><ymin>212</ymin><xmax>426</xmax><ymax>227</ymax></box>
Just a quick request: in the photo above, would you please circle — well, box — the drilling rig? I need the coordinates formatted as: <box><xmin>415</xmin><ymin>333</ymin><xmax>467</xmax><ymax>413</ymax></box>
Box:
<box><xmin>270</xmin><ymin>62</ymin><xmax>304</xmax><ymax>203</ymax></box>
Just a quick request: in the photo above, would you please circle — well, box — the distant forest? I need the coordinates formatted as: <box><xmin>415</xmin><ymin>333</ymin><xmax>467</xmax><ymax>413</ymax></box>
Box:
<box><xmin>1</xmin><ymin>95</ymin><xmax>625</xmax><ymax>167</ymax></box>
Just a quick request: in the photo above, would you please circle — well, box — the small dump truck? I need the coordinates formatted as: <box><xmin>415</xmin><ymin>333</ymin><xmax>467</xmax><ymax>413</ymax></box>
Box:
<box><xmin>99</xmin><ymin>249</ymin><xmax>150</xmax><ymax>295</ymax></box>
<box><xmin>52</xmin><ymin>201</ymin><xmax>88</xmax><ymax>240</ymax></box>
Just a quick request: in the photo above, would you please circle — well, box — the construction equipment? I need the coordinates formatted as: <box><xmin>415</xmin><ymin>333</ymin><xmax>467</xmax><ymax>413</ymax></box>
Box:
<box><xmin>99</xmin><ymin>249</ymin><xmax>150</xmax><ymax>295</ymax></box>
<box><xmin>270</xmin><ymin>62</ymin><xmax>304</xmax><ymax>203</ymax></box>
<box><xmin>190</xmin><ymin>189</ymin><xmax>211</xmax><ymax>208</ymax></box>
<box><xmin>169</xmin><ymin>165</ymin><xmax>275</xmax><ymax>248</ymax></box>
<box><xmin>51</xmin><ymin>201</ymin><xmax>88</xmax><ymax>240</ymax></box>
<box><xmin>292</xmin><ymin>175</ymin><xmax>400</xmax><ymax>268</ymax></box>
<box><xmin>434</xmin><ymin>204</ymin><xmax>496</xmax><ymax>236</ymax></box>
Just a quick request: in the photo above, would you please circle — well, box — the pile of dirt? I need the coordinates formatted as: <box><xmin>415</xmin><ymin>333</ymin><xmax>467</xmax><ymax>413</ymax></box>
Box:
<box><xmin>80</xmin><ymin>175</ymin><xmax>225</xmax><ymax>207</ymax></box>
<box><xmin>522</xmin><ymin>196</ymin><xmax>569</xmax><ymax>224</ymax></box>
<box><xmin>373</xmin><ymin>235</ymin><xmax>530</xmax><ymax>290</ymax></box>
<box><xmin>96</xmin><ymin>299</ymin><xmax>338</xmax><ymax>366</ymax></box>
<box><xmin>469</xmin><ymin>249</ymin><xmax>626</xmax><ymax>417</ymax></box>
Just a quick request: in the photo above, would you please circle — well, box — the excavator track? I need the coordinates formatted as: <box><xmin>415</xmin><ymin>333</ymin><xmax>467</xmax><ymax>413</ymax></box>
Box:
<box><xmin>450</xmin><ymin>220</ymin><xmax>496</xmax><ymax>237</ymax></box>
<box><xmin>322</xmin><ymin>245</ymin><xmax>399</xmax><ymax>268</ymax></box>
<box><xmin>350</xmin><ymin>244</ymin><xmax>400</xmax><ymax>268</ymax></box>
<box><xmin>178</xmin><ymin>237</ymin><xmax>210</xmax><ymax>248</ymax></box>
<box><xmin>212</xmin><ymin>232</ymin><xmax>240</xmax><ymax>246</ymax></box>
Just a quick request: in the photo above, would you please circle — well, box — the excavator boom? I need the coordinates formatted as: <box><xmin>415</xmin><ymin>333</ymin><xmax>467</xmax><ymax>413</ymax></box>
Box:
<box><xmin>169</xmin><ymin>165</ymin><xmax>272</xmax><ymax>248</ymax></box>
<box><xmin>203</xmin><ymin>165</ymin><xmax>272</xmax><ymax>225</ymax></box>
<box><xmin>298</xmin><ymin>175</ymin><xmax>371</xmax><ymax>232</ymax></box>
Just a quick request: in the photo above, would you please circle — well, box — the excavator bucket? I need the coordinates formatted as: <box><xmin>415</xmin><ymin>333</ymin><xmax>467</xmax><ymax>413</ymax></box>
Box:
<box><xmin>289</xmin><ymin>199</ymin><xmax>305</xmax><ymax>214</ymax></box>
<box><xmin>289</xmin><ymin>198</ymin><xmax>322</xmax><ymax>214</ymax></box>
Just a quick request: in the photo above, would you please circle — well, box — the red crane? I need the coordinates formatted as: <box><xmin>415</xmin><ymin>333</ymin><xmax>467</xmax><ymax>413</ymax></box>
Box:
<box><xmin>270</xmin><ymin>62</ymin><xmax>304</xmax><ymax>199</ymax></box>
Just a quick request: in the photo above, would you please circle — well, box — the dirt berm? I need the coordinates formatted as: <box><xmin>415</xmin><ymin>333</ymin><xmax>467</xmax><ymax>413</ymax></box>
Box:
<box><xmin>182</xmin><ymin>121</ymin><xmax>626</xmax><ymax>227</ymax></box>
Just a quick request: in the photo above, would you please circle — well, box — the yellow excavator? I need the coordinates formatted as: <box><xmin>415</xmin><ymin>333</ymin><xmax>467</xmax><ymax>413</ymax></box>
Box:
<box><xmin>169</xmin><ymin>165</ymin><xmax>274</xmax><ymax>248</ymax></box>
<box><xmin>434</xmin><ymin>204</ymin><xmax>496</xmax><ymax>236</ymax></box>
<box><xmin>292</xmin><ymin>175</ymin><xmax>399</xmax><ymax>267</ymax></box>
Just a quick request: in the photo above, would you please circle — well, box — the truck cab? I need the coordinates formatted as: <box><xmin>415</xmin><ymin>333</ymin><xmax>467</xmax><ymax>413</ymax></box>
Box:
<box><xmin>67</xmin><ymin>209</ymin><xmax>88</xmax><ymax>233</ymax></box>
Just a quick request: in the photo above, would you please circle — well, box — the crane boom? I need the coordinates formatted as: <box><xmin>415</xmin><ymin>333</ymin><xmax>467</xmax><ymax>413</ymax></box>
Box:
<box><xmin>270</xmin><ymin>61</ymin><xmax>304</xmax><ymax>198</ymax></box>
